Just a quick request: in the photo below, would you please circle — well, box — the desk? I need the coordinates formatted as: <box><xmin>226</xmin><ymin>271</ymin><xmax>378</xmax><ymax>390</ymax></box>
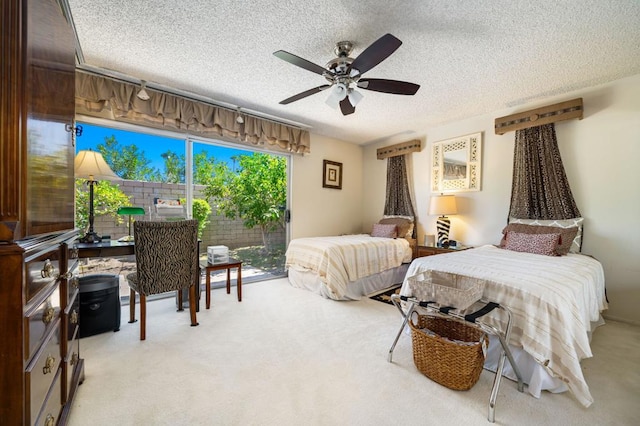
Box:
<box><xmin>75</xmin><ymin>240</ymin><xmax>200</xmax><ymax>311</ymax></box>
<box><xmin>75</xmin><ymin>241</ymin><xmax>135</xmax><ymax>258</ymax></box>
<box><xmin>203</xmin><ymin>258</ymin><xmax>242</xmax><ymax>308</ymax></box>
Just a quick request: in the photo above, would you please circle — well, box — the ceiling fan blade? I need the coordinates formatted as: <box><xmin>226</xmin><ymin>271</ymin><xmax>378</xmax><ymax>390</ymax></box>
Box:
<box><xmin>279</xmin><ymin>85</ymin><xmax>331</xmax><ymax>105</ymax></box>
<box><xmin>273</xmin><ymin>50</ymin><xmax>328</xmax><ymax>76</ymax></box>
<box><xmin>348</xmin><ymin>33</ymin><xmax>402</xmax><ymax>75</ymax></box>
<box><xmin>339</xmin><ymin>97</ymin><xmax>355</xmax><ymax>115</ymax></box>
<box><xmin>357</xmin><ymin>78</ymin><xmax>420</xmax><ymax>95</ymax></box>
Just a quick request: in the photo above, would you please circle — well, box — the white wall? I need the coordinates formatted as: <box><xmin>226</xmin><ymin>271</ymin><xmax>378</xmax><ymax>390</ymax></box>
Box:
<box><xmin>363</xmin><ymin>74</ymin><xmax>640</xmax><ymax>325</ymax></box>
<box><xmin>290</xmin><ymin>133</ymin><xmax>364</xmax><ymax>239</ymax></box>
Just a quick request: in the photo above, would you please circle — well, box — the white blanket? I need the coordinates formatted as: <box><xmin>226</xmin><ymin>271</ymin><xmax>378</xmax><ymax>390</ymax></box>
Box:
<box><xmin>401</xmin><ymin>245</ymin><xmax>607</xmax><ymax>407</ymax></box>
<box><xmin>286</xmin><ymin>234</ymin><xmax>412</xmax><ymax>300</ymax></box>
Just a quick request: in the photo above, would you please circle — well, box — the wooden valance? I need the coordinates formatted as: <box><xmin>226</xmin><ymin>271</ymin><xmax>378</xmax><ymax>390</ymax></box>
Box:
<box><xmin>494</xmin><ymin>98</ymin><xmax>583</xmax><ymax>135</ymax></box>
<box><xmin>377</xmin><ymin>139</ymin><xmax>421</xmax><ymax>160</ymax></box>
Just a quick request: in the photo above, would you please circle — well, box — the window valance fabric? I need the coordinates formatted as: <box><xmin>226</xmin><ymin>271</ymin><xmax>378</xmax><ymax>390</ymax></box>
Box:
<box><xmin>75</xmin><ymin>72</ymin><xmax>310</xmax><ymax>155</ymax></box>
<box><xmin>384</xmin><ymin>155</ymin><xmax>416</xmax><ymax>218</ymax></box>
<box><xmin>509</xmin><ymin>123</ymin><xmax>581</xmax><ymax>219</ymax></box>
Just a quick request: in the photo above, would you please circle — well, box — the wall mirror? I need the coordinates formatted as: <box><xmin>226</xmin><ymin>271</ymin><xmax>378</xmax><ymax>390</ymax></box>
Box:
<box><xmin>431</xmin><ymin>132</ymin><xmax>482</xmax><ymax>193</ymax></box>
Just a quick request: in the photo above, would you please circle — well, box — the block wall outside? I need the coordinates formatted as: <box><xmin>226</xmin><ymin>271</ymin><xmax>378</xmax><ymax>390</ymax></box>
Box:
<box><xmin>90</xmin><ymin>180</ymin><xmax>285</xmax><ymax>250</ymax></box>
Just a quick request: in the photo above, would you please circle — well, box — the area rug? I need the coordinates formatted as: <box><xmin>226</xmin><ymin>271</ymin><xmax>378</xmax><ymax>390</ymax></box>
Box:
<box><xmin>369</xmin><ymin>284</ymin><xmax>402</xmax><ymax>305</ymax></box>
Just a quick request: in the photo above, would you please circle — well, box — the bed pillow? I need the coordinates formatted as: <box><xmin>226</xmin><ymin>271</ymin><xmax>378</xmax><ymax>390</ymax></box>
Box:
<box><xmin>371</xmin><ymin>223</ymin><xmax>398</xmax><ymax>238</ymax></box>
<box><xmin>504</xmin><ymin>231</ymin><xmax>561</xmax><ymax>256</ymax></box>
<box><xmin>500</xmin><ymin>223</ymin><xmax>578</xmax><ymax>256</ymax></box>
<box><xmin>508</xmin><ymin>217</ymin><xmax>583</xmax><ymax>253</ymax></box>
<box><xmin>379</xmin><ymin>216</ymin><xmax>414</xmax><ymax>239</ymax></box>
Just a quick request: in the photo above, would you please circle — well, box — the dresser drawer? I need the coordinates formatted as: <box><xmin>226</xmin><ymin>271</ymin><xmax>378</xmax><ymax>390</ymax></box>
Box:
<box><xmin>26</xmin><ymin>320</ymin><xmax>61</xmax><ymax>423</ymax></box>
<box><xmin>64</xmin><ymin>327</ymin><xmax>81</xmax><ymax>402</ymax></box>
<box><xmin>25</xmin><ymin>288</ymin><xmax>61</xmax><ymax>362</ymax></box>
<box><xmin>65</xmin><ymin>289</ymin><xmax>80</xmax><ymax>350</ymax></box>
<box><xmin>25</xmin><ymin>247</ymin><xmax>61</xmax><ymax>303</ymax></box>
<box><xmin>33</xmin><ymin>368</ymin><xmax>62</xmax><ymax>426</ymax></box>
<box><xmin>64</xmin><ymin>260</ymin><xmax>80</xmax><ymax>306</ymax></box>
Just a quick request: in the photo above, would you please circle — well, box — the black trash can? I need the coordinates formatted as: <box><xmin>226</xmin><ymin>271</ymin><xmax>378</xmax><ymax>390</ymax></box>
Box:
<box><xmin>79</xmin><ymin>274</ymin><xmax>121</xmax><ymax>338</ymax></box>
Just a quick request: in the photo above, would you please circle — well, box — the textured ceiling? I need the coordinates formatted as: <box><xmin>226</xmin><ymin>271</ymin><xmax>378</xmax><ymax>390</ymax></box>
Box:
<box><xmin>66</xmin><ymin>0</ymin><xmax>640</xmax><ymax>145</ymax></box>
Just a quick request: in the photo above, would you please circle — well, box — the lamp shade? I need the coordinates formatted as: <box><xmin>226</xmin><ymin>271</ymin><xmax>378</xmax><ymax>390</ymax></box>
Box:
<box><xmin>117</xmin><ymin>206</ymin><xmax>146</xmax><ymax>216</ymax></box>
<box><xmin>74</xmin><ymin>150</ymin><xmax>119</xmax><ymax>181</ymax></box>
<box><xmin>429</xmin><ymin>194</ymin><xmax>457</xmax><ymax>216</ymax></box>
<box><xmin>325</xmin><ymin>83</ymin><xmax>348</xmax><ymax>109</ymax></box>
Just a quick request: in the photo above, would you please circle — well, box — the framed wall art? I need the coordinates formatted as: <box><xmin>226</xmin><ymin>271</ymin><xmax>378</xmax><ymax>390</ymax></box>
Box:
<box><xmin>431</xmin><ymin>132</ymin><xmax>482</xmax><ymax>193</ymax></box>
<box><xmin>322</xmin><ymin>160</ymin><xmax>343</xmax><ymax>190</ymax></box>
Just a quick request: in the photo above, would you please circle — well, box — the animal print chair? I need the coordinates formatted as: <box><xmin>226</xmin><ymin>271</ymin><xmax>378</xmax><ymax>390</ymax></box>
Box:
<box><xmin>127</xmin><ymin>219</ymin><xmax>200</xmax><ymax>340</ymax></box>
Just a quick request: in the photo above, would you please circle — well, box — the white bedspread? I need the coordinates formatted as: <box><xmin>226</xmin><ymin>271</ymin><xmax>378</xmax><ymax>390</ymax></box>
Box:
<box><xmin>286</xmin><ymin>234</ymin><xmax>412</xmax><ymax>300</ymax></box>
<box><xmin>401</xmin><ymin>245</ymin><xmax>607</xmax><ymax>407</ymax></box>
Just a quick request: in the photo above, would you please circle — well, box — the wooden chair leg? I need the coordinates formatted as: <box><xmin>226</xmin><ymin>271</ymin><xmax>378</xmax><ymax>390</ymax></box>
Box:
<box><xmin>140</xmin><ymin>294</ymin><xmax>146</xmax><ymax>340</ymax></box>
<box><xmin>189</xmin><ymin>285</ymin><xmax>198</xmax><ymax>327</ymax></box>
<box><xmin>237</xmin><ymin>265</ymin><xmax>242</xmax><ymax>302</ymax></box>
<box><xmin>177</xmin><ymin>288</ymin><xmax>184</xmax><ymax>312</ymax></box>
<box><xmin>129</xmin><ymin>289</ymin><xmax>137</xmax><ymax>323</ymax></box>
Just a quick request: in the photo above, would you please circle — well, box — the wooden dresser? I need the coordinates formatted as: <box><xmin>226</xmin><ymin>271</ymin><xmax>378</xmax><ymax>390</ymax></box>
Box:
<box><xmin>1</xmin><ymin>0</ymin><xmax>84</xmax><ymax>424</ymax></box>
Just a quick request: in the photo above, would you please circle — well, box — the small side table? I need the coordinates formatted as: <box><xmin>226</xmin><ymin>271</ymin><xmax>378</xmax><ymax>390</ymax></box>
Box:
<box><xmin>415</xmin><ymin>245</ymin><xmax>471</xmax><ymax>259</ymax></box>
<box><xmin>203</xmin><ymin>258</ymin><xmax>243</xmax><ymax>308</ymax></box>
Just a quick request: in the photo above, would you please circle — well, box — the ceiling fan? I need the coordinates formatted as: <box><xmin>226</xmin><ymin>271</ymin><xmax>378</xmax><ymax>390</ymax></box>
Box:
<box><xmin>273</xmin><ymin>33</ymin><xmax>420</xmax><ymax>116</ymax></box>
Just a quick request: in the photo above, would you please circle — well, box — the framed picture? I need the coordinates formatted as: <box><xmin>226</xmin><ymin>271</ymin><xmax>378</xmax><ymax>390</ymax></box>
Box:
<box><xmin>431</xmin><ymin>132</ymin><xmax>482</xmax><ymax>193</ymax></box>
<box><xmin>322</xmin><ymin>160</ymin><xmax>343</xmax><ymax>190</ymax></box>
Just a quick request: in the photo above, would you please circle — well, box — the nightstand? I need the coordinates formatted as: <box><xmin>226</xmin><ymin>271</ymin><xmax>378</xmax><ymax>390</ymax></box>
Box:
<box><xmin>415</xmin><ymin>245</ymin><xmax>471</xmax><ymax>258</ymax></box>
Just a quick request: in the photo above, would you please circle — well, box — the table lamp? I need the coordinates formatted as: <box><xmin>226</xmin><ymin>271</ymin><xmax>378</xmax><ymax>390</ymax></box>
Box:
<box><xmin>429</xmin><ymin>194</ymin><xmax>457</xmax><ymax>248</ymax></box>
<box><xmin>75</xmin><ymin>150</ymin><xmax>119</xmax><ymax>243</ymax></box>
<box><xmin>117</xmin><ymin>207</ymin><xmax>146</xmax><ymax>242</ymax></box>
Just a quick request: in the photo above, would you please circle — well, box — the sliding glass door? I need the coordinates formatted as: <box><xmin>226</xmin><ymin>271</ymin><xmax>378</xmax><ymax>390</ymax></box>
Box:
<box><xmin>75</xmin><ymin>118</ymin><xmax>289</xmax><ymax>300</ymax></box>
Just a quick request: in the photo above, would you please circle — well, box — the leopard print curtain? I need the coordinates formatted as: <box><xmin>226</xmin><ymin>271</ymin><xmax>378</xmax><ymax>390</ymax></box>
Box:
<box><xmin>383</xmin><ymin>155</ymin><xmax>416</xmax><ymax>218</ymax></box>
<box><xmin>509</xmin><ymin>123</ymin><xmax>581</xmax><ymax>219</ymax></box>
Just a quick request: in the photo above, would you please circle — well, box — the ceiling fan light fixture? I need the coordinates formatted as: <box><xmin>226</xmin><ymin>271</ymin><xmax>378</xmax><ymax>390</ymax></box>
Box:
<box><xmin>348</xmin><ymin>89</ymin><xmax>364</xmax><ymax>106</ymax></box>
<box><xmin>325</xmin><ymin>83</ymin><xmax>348</xmax><ymax>109</ymax></box>
<box><xmin>137</xmin><ymin>81</ymin><xmax>150</xmax><ymax>101</ymax></box>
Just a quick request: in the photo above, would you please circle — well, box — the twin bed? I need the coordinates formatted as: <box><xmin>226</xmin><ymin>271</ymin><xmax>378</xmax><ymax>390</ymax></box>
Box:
<box><xmin>285</xmin><ymin>215</ymin><xmax>416</xmax><ymax>300</ymax></box>
<box><xmin>285</xmin><ymin>217</ymin><xmax>608</xmax><ymax>407</ymax></box>
<box><xmin>285</xmin><ymin>233</ymin><xmax>413</xmax><ymax>300</ymax></box>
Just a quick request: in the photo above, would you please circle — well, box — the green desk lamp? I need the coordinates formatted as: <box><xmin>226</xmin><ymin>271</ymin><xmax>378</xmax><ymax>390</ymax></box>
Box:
<box><xmin>117</xmin><ymin>206</ymin><xmax>146</xmax><ymax>242</ymax></box>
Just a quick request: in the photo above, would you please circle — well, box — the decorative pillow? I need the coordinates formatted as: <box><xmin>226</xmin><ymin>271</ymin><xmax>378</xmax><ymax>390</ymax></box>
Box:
<box><xmin>504</xmin><ymin>231</ymin><xmax>561</xmax><ymax>256</ymax></box>
<box><xmin>371</xmin><ymin>223</ymin><xmax>398</xmax><ymax>238</ymax></box>
<box><xmin>508</xmin><ymin>217</ymin><xmax>584</xmax><ymax>253</ymax></box>
<box><xmin>500</xmin><ymin>223</ymin><xmax>578</xmax><ymax>255</ymax></box>
<box><xmin>379</xmin><ymin>216</ymin><xmax>414</xmax><ymax>239</ymax></box>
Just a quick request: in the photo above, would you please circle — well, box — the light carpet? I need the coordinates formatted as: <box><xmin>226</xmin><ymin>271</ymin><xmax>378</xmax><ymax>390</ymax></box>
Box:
<box><xmin>69</xmin><ymin>278</ymin><xmax>640</xmax><ymax>426</ymax></box>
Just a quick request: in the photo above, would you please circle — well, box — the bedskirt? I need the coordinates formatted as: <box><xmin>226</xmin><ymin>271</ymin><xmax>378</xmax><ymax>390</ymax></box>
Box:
<box><xmin>288</xmin><ymin>263</ymin><xmax>409</xmax><ymax>301</ymax></box>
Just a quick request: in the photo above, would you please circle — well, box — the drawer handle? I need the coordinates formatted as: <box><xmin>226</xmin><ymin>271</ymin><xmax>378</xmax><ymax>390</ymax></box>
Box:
<box><xmin>71</xmin><ymin>248</ymin><xmax>79</xmax><ymax>259</ymax></box>
<box><xmin>42</xmin><ymin>307</ymin><xmax>55</xmax><ymax>324</ymax></box>
<box><xmin>43</xmin><ymin>355</ymin><xmax>55</xmax><ymax>374</ymax></box>
<box><xmin>41</xmin><ymin>259</ymin><xmax>55</xmax><ymax>278</ymax></box>
<box><xmin>70</xmin><ymin>309</ymin><xmax>79</xmax><ymax>324</ymax></box>
<box><xmin>71</xmin><ymin>352</ymin><xmax>79</xmax><ymax>366</ymax></box>
<box><xmin>44</xmin><ymin>414</ymin><xmax>55</xmax><ymax>426</ymax></box>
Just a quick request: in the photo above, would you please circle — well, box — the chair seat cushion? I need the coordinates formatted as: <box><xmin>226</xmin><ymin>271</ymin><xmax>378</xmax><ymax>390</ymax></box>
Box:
<box><xmin>126</xmin><ymin>272</ymin><xmax>141</xmax><ymax>293</ymax></box>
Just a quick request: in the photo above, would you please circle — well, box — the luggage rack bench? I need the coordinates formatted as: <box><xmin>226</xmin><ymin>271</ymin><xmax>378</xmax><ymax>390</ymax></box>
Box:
<box><xmin>388</xmin><ymin>294</ymin><xmax>524</xmax><ymax>423</ymax></box>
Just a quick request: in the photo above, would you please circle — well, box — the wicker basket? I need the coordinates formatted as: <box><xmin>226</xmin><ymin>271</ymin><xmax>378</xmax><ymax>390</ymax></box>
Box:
<box><xmin>409</xmin><ymin>314</ymin><xmax>488</xmax><ymax>390</ymax></box>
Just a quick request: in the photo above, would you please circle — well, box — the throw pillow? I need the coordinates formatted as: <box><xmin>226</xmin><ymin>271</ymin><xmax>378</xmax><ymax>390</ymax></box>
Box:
<box><xmin>508</xmin><ymin>217</ymin><xmax>583</xmax><ymax>253</ymax></box>
<box><xmin>371</xmin><ymin>223</ymin><xmax>398</xmax><ymax>238</ymax></box>
<box><xmin>500</xmin><ymin>223</ymin><xmax>578</xmax><ymax>255</ymax></box>
<box><xmin>504</xmin><ymin>231</ymin><xmax>561</xmax><ymax>256</ymax></box>
<box><xmin>378</xmin><ymin>217</ymin><xmax>413</xmax><ymax>238</ymax></box>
